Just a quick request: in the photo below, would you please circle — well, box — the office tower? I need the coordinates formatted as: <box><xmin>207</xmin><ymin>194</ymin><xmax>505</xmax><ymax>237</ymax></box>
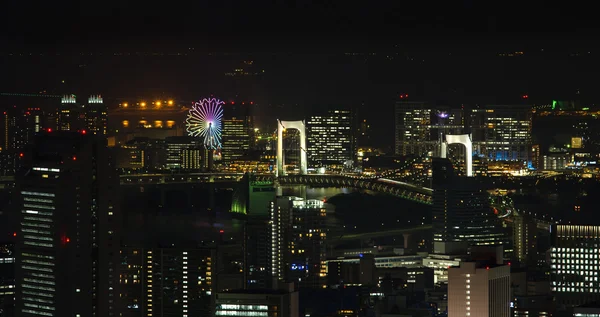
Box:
<box><xmin>270</xmin><ymin>197</ymin><xmax>327</xmax><ymax>288</ymax></box>
<box><xmin>0</xmin><ymin>242</ymin><xmax>15</xmax><ymax>317</ymax></box>
<box><xmin>244</xmin><ymin>217</ymin><xmax>272</xmax><ymax>289</ymax></box>
<box><xmin>222</xmin><ymin>102</ymin><xmax>252</xmax><ymax>162</ymax></box>
<box><xmin>470</xmin><ymin>105</ymin><xmax>532</xmax><ymax>165</ymax></box>
<box><xmin>215</xmin><ymin>283</ymin><xmax>299</xmax><ymax>317</ymax></box>
<box><xmin>84</xmin><ymin>95</ymin><xmax>107</xmax><ymax>135</ymax></box>
<box><xmin>512</xmin><ymin>213</ymin><xmax>537</xmax><ymax>265</ymax></box>
<box><xmin>431</xmin><ymin>158</ymin><xmax>506</xmax><ymax>255</ymax></box>
<box><xmin>550</xmin><ymin>225</ymin><xmax>600</xmax><ymax>307</ymax></box>
<box><xmin>165</xmin><ymin>136</ymin><xmax>202</xmax><ymax>170</ymax></box>
<box><xmin>58</xmin><ymin>95</ymin><xmax>78</xmax><ymax>131</ymax></box>
<box><xmin>307</xmin><ymin>109</ymin><xmax>355</xmax><ymax>166</ymax></box>
<box><xmin>394</xmin><ymin>101</ymin><xmax>434</xmax><ymax>156</ymax></box>
<box><xmin>1</xmin><ymin>107</ymin><xmax>45</xmax><ymax>151</ymax></box>
<box><xmin>448</xmin><ymin>261</ymin><xmax>510</xmax><ymax>317</ymax></box>
<box><xmin>119</xmin><ymin>246</ymin><xmax>216</xmax><ymax>317</ymax></box>
<box><xmin>15</xmin><ymin>131</ymin><xmax>120</xmax><ymax>317</ymax></box>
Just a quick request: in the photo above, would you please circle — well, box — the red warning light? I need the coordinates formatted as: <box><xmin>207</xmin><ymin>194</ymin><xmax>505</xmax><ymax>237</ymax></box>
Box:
<box><xmin>522</xmin><ymin>94</ymin><xmax>529</xmax><ymax>99</ymax></box>
<box><xmin>66</xmin><ymin>237</ymin><xmax>71</xmax><ymax>243</ymax></box>
<box><xmin>231</xmin><ymin>102</ymin><xmax>235</xmax><ymax>105</ymax></box>
<box><xmin>219</xmin><ymin>229</ymin><xmax>224</xmax><ymax>234</ymax></box>
<box><xmin>250</xmin><ymin>101</ymin><xmax>254</xmax><ymax>105</ymax></box>
<box><xmin>486</xmin><ymin>266</ymin><xmax>490</xmax><ymax>270</ymax></box>
<box><xmin>19</xmin><ymin>153</ymin><xmax>24</xmax><ymax>158</ymax></box>
<box><xmin>508</xmin><ymin>262</ymin><xmax>511</xmax><ymax>266</ymax></box>
<box><xmin>81</xmin><ymin>129</ymin><xmax>87</xmax><ymax>135</ymax></box>
<box><xmin>13</xmin><ymin>232</ymin><xmax>17</xmax><ymax>237</ymax></box>
<box><xmin>72</xmin><ymin>156</ymin><xmax>77</xmax><ymax>161</ymax></box>
<box><xmin>47</xmin><ymin>128</ymin><xmax>52</xmax><ymax>133</ymax></box>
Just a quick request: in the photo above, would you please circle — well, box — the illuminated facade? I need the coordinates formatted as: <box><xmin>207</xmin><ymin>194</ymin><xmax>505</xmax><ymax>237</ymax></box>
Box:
<box><xmin>270</xmin><ymin>197</ymin><xmax>327</xmax><ymax>288</ymax></box>
<box><xmin>119</xmin><ymin>247</ymin><xmax>215</xmax><ymax>317</ymax></box>
<box><xmin>221</xmin><ymin>101</ymin><xmax>253</xmax><ymax>163</ymax></box>
<box><xmin>448</xmin><ymin>262</ymin><xmax>510</xmax><ymax>317</ymax></box>
<box><xmin>470</xmin><ymin>105</ymin><xmax>532</xmax><ymax>165</ymax></box>
<box><xmin>15</xmin><ymin>131</ymin><xmax>120</xmax><ymax>317</ymax></box>
<box><xmin>57</xmin><ymin>94</ymin><xmax>107</xmax><ymax>134</ymax></box>
<box><xmin>432</xmin><ymin>158</ymin><xmax>507</xmax><ymax>255</ymax></box>
<box><xmin>550</xmin><ymin>225</ymin><xmax>600</xmax><ymax>307</ymax></box>
<box><xmin>394</xmin><ymin>101</ymin><xmax>433</xmax><ymax>156</ymax></box>
<box><xmin>165</xmin><ymin>137</ymin><xmax>203</xmax><ymax>170</ymax></box>
<box><xmin>1</xmin><ymin>108</ymin><xmax>44</xmax><ymax>151</ymax></box>
<box><xmin>215</xmin><ymin>287</ymin><xmax>299</xmax><ymax>317</ymax></box>
<box><xmin>0</xmin><ymin>243</ymin><xmax>15</xmax><ymax>316</ymax></box>
<box><xmin>307</xmin><ymin>109</ymin><xmax>354</xmax><ymax>165</ymax></box>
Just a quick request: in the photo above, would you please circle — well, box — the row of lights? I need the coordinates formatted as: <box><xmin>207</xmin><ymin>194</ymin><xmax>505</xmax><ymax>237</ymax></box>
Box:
<box><xmin>121</xmin><ymin>100</ymin><xmax>175</xmax><ymax>108</ymax></box>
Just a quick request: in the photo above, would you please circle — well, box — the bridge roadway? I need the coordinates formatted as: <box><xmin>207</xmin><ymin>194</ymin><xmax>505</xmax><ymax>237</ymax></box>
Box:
<box><xmin>119</xmin><ymin>173</ymin><xmax>434</xmax><ymax>204</ymax></box>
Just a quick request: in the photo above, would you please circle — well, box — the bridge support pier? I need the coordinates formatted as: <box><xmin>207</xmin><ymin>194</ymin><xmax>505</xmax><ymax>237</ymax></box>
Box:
<box><xmin>402</xmin><ymin>233</ymin><xmax>411</xmax><ymax>249</ymax></box>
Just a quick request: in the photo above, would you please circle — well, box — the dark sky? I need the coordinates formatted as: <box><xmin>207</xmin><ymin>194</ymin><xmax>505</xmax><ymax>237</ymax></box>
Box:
<box><xmin>2</xmin><ymin>1</ymin><xmax>599</xmax><ymax>148</ymax></box>
<box><xmin>2</xmin><ymin>0</ymin><xmax>598</xmax><ymax>50</ymax></box>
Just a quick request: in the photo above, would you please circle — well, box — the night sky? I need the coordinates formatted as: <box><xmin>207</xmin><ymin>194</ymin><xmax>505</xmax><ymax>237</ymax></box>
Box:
<box><xmin>2</xmin><ymin>1</ymin><xmax>599</xmax><ymax>147</ymax></box>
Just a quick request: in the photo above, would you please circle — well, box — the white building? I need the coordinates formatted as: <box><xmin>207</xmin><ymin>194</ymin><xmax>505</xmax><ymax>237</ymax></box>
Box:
<box><xmin>448</xmin><ymin>262</ymin><xmax>510</xmax><ymax>317</ymax></box>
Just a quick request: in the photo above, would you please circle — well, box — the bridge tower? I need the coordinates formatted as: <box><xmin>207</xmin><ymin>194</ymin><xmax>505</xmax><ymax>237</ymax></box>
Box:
<box><xmin>276</xmin><ymin>120</ymin><xmax>307</xmax><ymax>176</ymax></box>
<box><xmin>440</xmin><ymin>134</ymin><xmax>473</xmax><ymax>177</ymax></box>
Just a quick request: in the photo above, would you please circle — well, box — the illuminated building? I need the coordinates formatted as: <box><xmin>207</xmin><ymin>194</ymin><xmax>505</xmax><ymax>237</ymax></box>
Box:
<box><xmin>270</xmin><ymin>197</ymin><xmax>327</xmax><ymax>288</ymax></box>
<box><xmin>543</xmin><ymin>153</ymin><xmax>571</xmax><ymax>170</ymax></box>
<box><xmin>512</xmin><ymin>213</ymin><xmax>537</xmax><ymax>265</ymax></box>
<box><xmin>448</xmin><ymin>261</ymin><xmax>510</xmax><ymax>317</ymax></box>
<box><xmin>119</xmin><ymin>246</ymin><xmax>215</xmax><ymax>317</ymax></box>
<box><xmin>432</xmin><ymin>158</ymin><xmax>507</xmax><ymax>255</ymax></box>
<box><xmin>84</xmin><ymin>95</ymin><xmax>107</xmax><ymax>135</ymax></box>
<box><xmin>470</xmin><ymin>105</ymin><xmax>532</xmax><ymax>165</ymax></box>
<box><xmin>394</xmin><ymin>102</ymin><xmax>465</xmax><ymax>157</ymax></box>
<box><xmin>221</xmin><ymin>102</ymin><xmax>252</xmax><ymax>163</ymax></box>
<box><xmin>394</xmin><ymin>101</ymin><xmax>433</xmax><ymax>156</ymax></box>
<box><xmin>15</xmin><ymin>131</ymin><xmax>120</xmax><ymax>317</ymax></box>
<box><xmin>307</xmin><ymin>109</ymin><xmax>355</xmax><ymax>166</ymax></box>
<box><xmin>550</xmin><ymin>225</ymin><xmax>600</xmax><ymax>307</ymax></box>
<box><xmin>1</xmin><ymin>108</ymin><xmax>45</xmax><ymax>151</ymax></box>
<box><xmin>0</xmin><ymin>242</ymin><xmax>15</xmax><ymax>317</ymax></box>
<box><xmin>58</xmin><ymin>94</ymin><xmax>77</xmax><ymax>131</ymax></box>
<box><xmin>215</xmin><ymin>284</ymin><xmax>299</xmax><ymax>317</ymax></box>
<box><xmin>165</xmin><ymin>136</ymin><xmax>203</xmax><ymax>170</ymax></box>
<box><xmin>244</xmin><ymin>217</ymin><xmax>272</xmax><ymax>289</ymax></box>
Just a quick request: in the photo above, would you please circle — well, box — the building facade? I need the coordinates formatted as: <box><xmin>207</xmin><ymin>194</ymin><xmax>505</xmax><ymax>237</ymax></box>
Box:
<box><xmin>448</xmin><ymin>262</ymin><xmax>510</xmax><ymax>317</ymax></box>
<box><xmin>550</xmin><ymin>225</ymin><xmax>600</xmax><ymax>307</ymax></box>
<box><xmin>119</xmin><ymin>247</ymin><xmax>216</xmax><ymax>317</ymax></box>
<box><xmin>15</xmin><ymin>131</ymin><xmax>120</xmax><ymax>317</ymax></box>
<box><xmin>270</xmin><ymin>197</ymin><xmax>327</xmax><ymax>289</ymax></box>
<box><xmin>307</xmin><ymin>109</ymin><xmax>354</xmax><ymax>166</ymax></box>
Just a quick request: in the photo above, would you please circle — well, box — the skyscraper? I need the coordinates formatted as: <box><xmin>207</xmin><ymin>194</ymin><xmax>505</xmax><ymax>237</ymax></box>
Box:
<box><xmin>470</xmin><ymin>105</ymin><xmax>532</xmax><ymax>165</ymax></box>
<box><xmin>0</xmin><ymin>242</ymin><xmax>15</xmax><ymax>317</ymax></box>
<box><xmin>1</xmin><ymin>107</ymin><xmax>45</xmax><ymax>151</ymax></box>
<box><xmin>550</xmin><ymin>224</ymin><xmax>600</xmax><ymax>307</ymax></box>
<box><xmin>119</xmin><ymin>246</ymin><xmax>215</xmax><ymax>317</ymax></box>
<box><xmin>448</xmin><ymin>261</ymin><xmax>510</xmax><ymax>317</ymax></box>
<box><xmin>394</xmin><ymin>101</ymin><xmax>433</xmax><ymax>156</ymax></box>
<box><xmin>270</xmin><ymin>197</ymin><xmax>327</xmax><ymax>289</ymax></box>
<box><xmin>15</xmin><ymin>131</ymin><xmax>120</xmax><ymax>317</ymax></box>
<box><xmin>84</xmin><ymin>95</ymin><xmax>107</xmax><ymax>136</ymax></box>
<box><xmin>431</xmin><ymin>158</ymin><xmax>506</xmax><ymax>255</ymax></box>
<box><xmin>222</xmin><ymin>102</ymin><xmax>252</xmax><ymax>162</ymax></box>
<box><xmin>307</xmin><ymin>109</ymin><xmax>355</xmax><ymax>166</ymax></box>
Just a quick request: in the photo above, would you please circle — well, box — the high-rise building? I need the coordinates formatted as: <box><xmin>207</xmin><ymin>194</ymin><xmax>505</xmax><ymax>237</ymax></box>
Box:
<box><xmin>119</xmin><ymin>246</ymin><xmax>215</xmax><ymax>317</ymax></box>
<box><xmin>58</xmin><ymin>95</ymin><xmax>77</xmax><ymax>131</ymax></box>
<box><xmin>307</xmin><ymin>109</ymin><xmax>355</xmax><ymax>166</ymax></box>
<box><xmin>84</xmin><ymin>95</ymin><xmax>107</xmax><ymax>135</ymax></box>
<box><xmin>165</xmin><ymin>136</ymin><xmax>203</xmax><ymax>170</ymax></box>
<box><xmin>448</xmin><ymin>261</ymin><xmax>510</xmax><ymax>317</ymax></box>
<box><xmin>550</xmin><ymin>225</ymin><xmax>600</xmax><ymax>307</ymax></box>
<box><xmin>470</xmin><ymin>105</ymin><xmax>532</xmax><ymax>165</ymax></box>
<box><xmin>394</xmin><ymin>101</ymin><xmax>434</xmax><ymax>156</ymax></box>
<box><xmin>244</xmin><ymin>217</ymin><xmax>272</xmax><ymax>289</ymax></box>
<box><xmin>1</xmin><ymin>107</ymin><xmax>45</xmax><ymax>151</ymax></box>
<box><xmin>431</xmin><ymin>158</ymin><xmax>507</xmax><ymax>255</ymax></box>
<box><xmin>270</xmin><ymin>197</ymin><xmax>327</xmax><ymax>288</ymax></box>
<box><xmin>0</xmin><ymin>242</ymin><xmax>15</xmax><ymax>317</ymax></box>
<box><xmin>15</xmin><ymin>131</ymin><xmax>120</xmax><ymax>317</ymax></box>
<box><xmin>215</xmin><ymin>283</ymin><xmax>299</xmax><ymax>317</ymax></box>
<box><xmin>222</xmin><ymin>102</ymin><xmax>252</xmax><ymax>162</ymax></box>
